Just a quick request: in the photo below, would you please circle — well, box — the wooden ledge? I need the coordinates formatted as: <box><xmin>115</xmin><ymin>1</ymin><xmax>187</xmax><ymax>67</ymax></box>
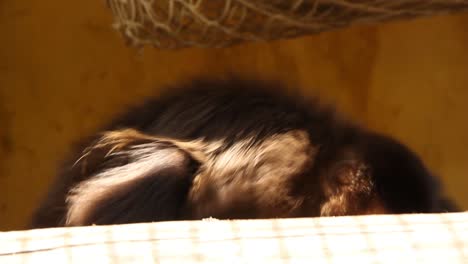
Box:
<box><xmin>1</xmin><ymin>213</ymin><xmax>467</xmax><ymax>263</ymax></box>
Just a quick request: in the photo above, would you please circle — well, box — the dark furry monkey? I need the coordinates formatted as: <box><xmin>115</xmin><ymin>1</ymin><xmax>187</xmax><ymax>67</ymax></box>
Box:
<box><xmin>30</xmin><ymin>78</ymin><xmax>458</xmax><ymax>228</ymax></box>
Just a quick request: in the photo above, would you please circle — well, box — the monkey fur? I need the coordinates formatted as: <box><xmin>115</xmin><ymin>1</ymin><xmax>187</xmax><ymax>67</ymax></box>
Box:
<box><xmin>30</xmin><ymin>78</ymin><xmax>459</xmax><ymax>228</ymax></box>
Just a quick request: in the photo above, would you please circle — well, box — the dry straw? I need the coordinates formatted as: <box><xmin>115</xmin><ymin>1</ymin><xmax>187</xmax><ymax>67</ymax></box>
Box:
<box><xmin>107</xmin><ymin>0</ymin><xmax>468</xmax><ymax>49</ymax></box>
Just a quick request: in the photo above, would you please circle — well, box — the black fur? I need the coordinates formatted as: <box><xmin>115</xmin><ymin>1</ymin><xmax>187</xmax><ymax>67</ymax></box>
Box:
<box><xmin>30</xmin><ymin>78</ymin><xmax>458</xmax><ymax>228</ymax></box>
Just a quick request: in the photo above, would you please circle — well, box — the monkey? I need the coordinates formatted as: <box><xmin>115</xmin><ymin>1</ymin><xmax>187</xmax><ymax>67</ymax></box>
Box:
<box><xmin>29</xmin><ymin>77</ymin><xmax>459</xmax><ymax>228</ymax></box>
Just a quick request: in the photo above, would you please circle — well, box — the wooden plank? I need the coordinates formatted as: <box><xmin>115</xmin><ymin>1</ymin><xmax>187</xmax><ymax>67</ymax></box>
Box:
<box><xmin>1</xmin><ymin>213</ymin><xmax>467</xmax><ymax>263</ymax></box>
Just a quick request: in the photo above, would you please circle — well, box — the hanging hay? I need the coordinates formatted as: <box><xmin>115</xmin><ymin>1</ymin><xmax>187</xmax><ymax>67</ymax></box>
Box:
<box><xmin>107</xmin><ymin>0</ymin><xmax>468</xmax><ymax>49</ymax></box>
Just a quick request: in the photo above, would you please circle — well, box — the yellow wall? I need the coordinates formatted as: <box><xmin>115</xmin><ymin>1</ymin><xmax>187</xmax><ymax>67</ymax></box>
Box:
<box><xmin>1</xmin><ymin>1</ymin><xmax>467</xmax><ymax>231</ymax></box>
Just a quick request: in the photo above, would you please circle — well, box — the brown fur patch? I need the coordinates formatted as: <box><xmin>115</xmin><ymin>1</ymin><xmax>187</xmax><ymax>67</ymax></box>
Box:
<box><xmin>320</xmin><ymin>158</ymin><xmax>380</xmax><ymax>216</ymax></box>
<box><xmin>188</xmin><ymin>130</ymin><xmax>317</xmax><ymax>219</ymax></box>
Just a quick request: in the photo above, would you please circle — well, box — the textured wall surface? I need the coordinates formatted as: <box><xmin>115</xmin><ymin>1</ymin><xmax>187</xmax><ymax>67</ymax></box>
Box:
<box><xmin>0</xmin><ymin>1</ymin><xmax>467</xmax><ymax>231</ymax></box>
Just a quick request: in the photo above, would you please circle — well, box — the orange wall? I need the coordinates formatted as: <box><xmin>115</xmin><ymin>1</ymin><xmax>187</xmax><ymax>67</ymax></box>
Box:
<box><xmin>1</xmin><ymin>1</ymin><xmax>467</xmax><ymax>230</ymax></box>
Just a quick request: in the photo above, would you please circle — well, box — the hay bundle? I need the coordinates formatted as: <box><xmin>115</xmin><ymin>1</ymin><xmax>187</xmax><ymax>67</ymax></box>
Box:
<box><xmin>107</xmin><ymin>0</ymin><xmax>468</xmax><ymax>49</ymax></box>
